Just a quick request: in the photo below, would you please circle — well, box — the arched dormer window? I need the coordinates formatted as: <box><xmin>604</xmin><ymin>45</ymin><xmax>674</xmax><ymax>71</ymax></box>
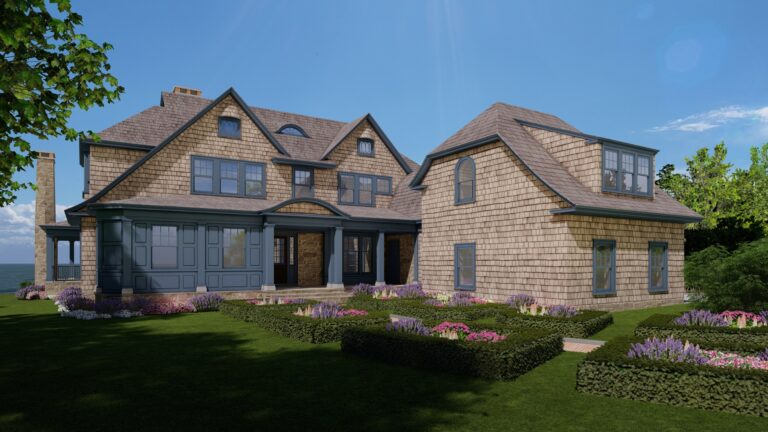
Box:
<box><xmin>455</xmin><ymin>157</ymin><xmax>475</xmax><ymax>205</ymax></box>
<box><xmin>277</xmin><ymin>124</ymin><xmax>309</xmax><ymax>138</ymax></box>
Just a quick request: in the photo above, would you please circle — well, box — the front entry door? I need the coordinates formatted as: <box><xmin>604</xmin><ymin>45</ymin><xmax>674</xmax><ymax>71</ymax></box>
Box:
<box><xmin>274</xmin><ymin>235</ymin><xmax>297</xmax><ymax>286</ymax></box>
<box><xmin>385</xmin><ymin>239</ymin><xmax>400</xmax><ymax>284</ymax></box>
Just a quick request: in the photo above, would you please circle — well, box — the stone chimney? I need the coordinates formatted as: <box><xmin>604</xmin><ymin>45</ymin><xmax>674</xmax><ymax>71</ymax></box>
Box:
<box><xmin>172</xmin><ymin>86</ymin><xmax>202</xmax><ymax>97</ymax></box>
<box><xmin>34</xmin><ymin>152</ymin><xmax>56</xmax><ymax>285</ymax></box>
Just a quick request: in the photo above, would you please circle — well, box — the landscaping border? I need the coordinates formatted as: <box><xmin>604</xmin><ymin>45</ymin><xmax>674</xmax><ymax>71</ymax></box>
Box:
<box><xmin>345</xmin><ymin>295</ymin><xmax>509</xmax><ymax>321</ymax></box>
<box><xmin>220</xmin><ymin>301</ymin><xmax>391</xmax><ymax>343</ymax></box>
<box><xmin>577</xmin><ymin>336</ymin><xmax>768</xmax><ymax>417</ymax></box>
<box><xmin>635</xmin><ymin>314</ymin><xmax>768</xmax><ymax>345</ymax></box>
<box><xmin>496</xmin><ymin>309</ymin><xmax>613</xmax><ymax>338</ymax></box>
<box><xmin>341</xmin><ymin>323</ymin><xmax>562</xmax><ymax>380</ymax></box>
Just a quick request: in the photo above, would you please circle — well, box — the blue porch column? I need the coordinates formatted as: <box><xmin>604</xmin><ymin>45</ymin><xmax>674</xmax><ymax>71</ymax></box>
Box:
<box><xmin>375</xmin><ymin>231</ymin><xmax>386</xmax><ymax>286</ymax></box>
<box><xmin>121</xmin><ymin>220</ymin><xmax>133</xmax><ymax>295</ymax></box>
<box><xmin>262</xmin><ymin>223</ymin><xmax>276</xmax><ymax>291</ymax></box>
<box><xmin>327</xmin><ymin>226</ymin><xmax>344</xmax><ymax>289</ymax></box>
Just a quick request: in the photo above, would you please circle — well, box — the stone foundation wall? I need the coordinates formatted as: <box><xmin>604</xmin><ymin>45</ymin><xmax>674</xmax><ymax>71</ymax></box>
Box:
<box><xmin>298</xmin><ymin>232</ymin><xmax>324</xmax><ymax>287</ymax></box>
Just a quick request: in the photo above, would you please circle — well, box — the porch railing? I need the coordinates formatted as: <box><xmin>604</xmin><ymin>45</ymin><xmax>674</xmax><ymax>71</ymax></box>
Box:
<box><xmin>55</xmin><ymin>264</ymin><xmax>81</xmax><ymax>281</ymax></box>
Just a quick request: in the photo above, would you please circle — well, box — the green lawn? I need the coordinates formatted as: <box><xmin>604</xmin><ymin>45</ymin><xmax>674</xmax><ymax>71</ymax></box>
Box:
<box><xmin>1</xmin><ymin>295</ymin><xmax>766</xmax><ymax>431</ymax></box>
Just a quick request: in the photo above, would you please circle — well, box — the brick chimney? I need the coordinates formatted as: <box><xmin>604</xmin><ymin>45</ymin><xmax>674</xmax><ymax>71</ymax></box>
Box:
<box><xmin>172</xmin><ymin>86</ymin><xmax>202</xmax><ymax>97</ymax></box>
<box><xmin>34</xmin><ymin>152</ymin><xmax>56</xmax><ymax>285</ymax></box>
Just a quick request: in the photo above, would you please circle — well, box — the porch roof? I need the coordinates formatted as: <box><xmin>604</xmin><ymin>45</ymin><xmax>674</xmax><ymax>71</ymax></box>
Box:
<box><xmin>86</xmin><ymin>195</ymin><xmax>420</xmax><ymax>222</ymax></box>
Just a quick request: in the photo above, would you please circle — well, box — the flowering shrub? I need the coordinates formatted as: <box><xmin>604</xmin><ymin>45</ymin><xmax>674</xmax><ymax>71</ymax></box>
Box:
<box><xmin>506</xmin><ymin>294</ymin><xmax>535</xmax><ymax>309</ymax></box>
<box><xmin>56</xmin><ymin>287</ymin><xmax>85</xmax><ymax>310</ymax></box>
<box><xmin>142</xmin><ymin>301</ymin><xmax>195</xmax><ymax>315</ymax></box>
<box><xmin>385</xmin><ymin>317</ymin><xmax>431</xmax><ymax>336</ymax></box>
<box><xmin>351</xmin><ymin>283</ymin><xmax>377</xmax><ymax>296</ymax></box>
<box><xmin>423</xmin><ymin>298</ymin><xmax>446</xmax><ymax>307</ymax></box>
<box><xmin>674</xmin><ymin>310</ymin><xmax>767</xmax><ymax>329</ymax></box>
<box><xmin>94</xmin><ymin>297</ymin><xmax>128</xmax><ymax>315</ymax></box>
<box><xmin>467</xmin><ymin>331</ymin><xmax>507</xmax><ymax>343</ymax></box>
<box><xmin>247</xmin><ymin>297</ymin><xmax>306</xmax><ymax>306</ymax></box>
<box><xmin>353</xmin><ymin>282</ymin><xmax>427</xmax><ymax>299</ymax></box>
<box><xmin>422</xmin><ymin>292</ymin><xmax>489</xmax><ymax>307</ymax></box>
<box><xmin>372</xmin><ymin>289</ymin><xmax>398</xmax><ymax>300</ymax></box>
<box><xmin>702</xmin><ymin>350</ymin><xmax>768</xmax><ymax>370</ymax></box>
<box><xmin>627</xmin><ymin>336</ymin><xmax>708</xmax><ymax>365</ymax></box>
<box><xmin>546</xmin><ymin>304</ymin><xmax>579</xmax><ymax>318</ymax></box>
<box><xmin>293</xmin><ymin>302</ymin><xmax>368</xmax><ymax>319</ymax></box>
<box><xmin>189</xmin><ymin>293</ymin><xmax>224</xmax><ymax>311</ymax></box>
<box><xmin>15</xmin><ymin>285</ymin><xmax>45</xmax><ymax>300</ymax></box>
<box><xmin>394</xmin><ymin>283</ymin><xmax>426</xmax><ymax>299</ymax></box>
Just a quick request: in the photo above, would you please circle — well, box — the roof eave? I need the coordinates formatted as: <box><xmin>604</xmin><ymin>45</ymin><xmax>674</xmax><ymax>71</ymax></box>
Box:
<box><xmin>550</xmin><ymin>206</ymin><xmax>703</xmax><ymax>224</ymax></box>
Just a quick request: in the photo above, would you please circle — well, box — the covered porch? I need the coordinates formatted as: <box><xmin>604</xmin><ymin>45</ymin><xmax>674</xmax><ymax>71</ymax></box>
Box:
<box><xmin>41</xmin><ymin>223</ymin><xmax>81</xmax><ymax>282</ymax></box>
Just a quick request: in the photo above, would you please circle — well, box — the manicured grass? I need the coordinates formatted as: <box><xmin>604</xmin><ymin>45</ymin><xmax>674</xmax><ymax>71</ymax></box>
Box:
<box><xmin>2</xmin><ymin>295</ymin><xmax>766</xmax><ymax>431</ymax></box>
<box><xmin>590</xmin><ymin>303</ymin><xmax>691</xmax><ymax>341</ymax></box>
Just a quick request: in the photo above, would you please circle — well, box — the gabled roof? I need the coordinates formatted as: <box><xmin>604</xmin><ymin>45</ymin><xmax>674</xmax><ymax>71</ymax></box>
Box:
<box><xmin>411</xmin><ymin>102</ymin><xmax>702</xmax><ymax>223</ymax></box>
<box><xmin>68</xmin><ymin>88</ymin><xmax>288</xmax><ymax>213</ymax></box>
<box><xmin>89</xmin><ymin>90</ymin><xmax>414</xmax><ymax>173</ymax></box>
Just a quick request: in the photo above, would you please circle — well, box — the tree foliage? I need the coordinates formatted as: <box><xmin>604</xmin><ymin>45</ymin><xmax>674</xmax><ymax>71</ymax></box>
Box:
<box><xmin>0</xmin><ymin>0</ymin><xmax>123</xmax><ymax>205</ymax></box>
<box><xmin>656</xmin><ymin>141</ymin><xmax>768</xmax><ymax>231</ymax></box>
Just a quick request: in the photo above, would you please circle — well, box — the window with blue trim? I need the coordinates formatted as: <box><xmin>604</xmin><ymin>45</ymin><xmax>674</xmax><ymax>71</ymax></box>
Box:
<box><xmin>357</xmin><ymin>138</ymin><xmax>374</xmax><ymax>157</ymax></box>
<box><xmin>455</xmin><ymin>157</ymin><xmax>475</xmax><ymax>204</ymax></box>
<box><xmin>602</xmin><ymin>146</ymin><xmax>653</xmax><ymax>196</ymax></box>
<box><xmin>343</xmin><ymin>235</ymin><xmax>373</xmax><ymax>274</ymax></box>
<box><xmin>593</xmin><ymin>239</ymin><xmax>616</xmax><ymax>295</ymax></box>
<box><xmin>293</xmin><ymin>167</ymin><xmax>314</xmax><ymax>198</ymax></box>
<box><xmin>648</xmin><ymin>241</ymin><xmax>668</xmax><ymax>293</ymax></box>
<box><xmin>454</xmin><ymin>243</ymin><xmax>476</xmax><ymax>290</ymax></box>
<box><xmin>218</xmin><ymin>117</ymin><xmax>241</xmax><ymax>139</ymax></box>
<box><xmin>151</xmin><ymin>225</ymin><xmax>177</xmax><ymax>269</ymax></box>
<box><xmin>191</xmin><ymin>156</ymin><xmax>265</xmax><ymax>198</ymax></box>
<box><xmin>337</xmin><ymin>173</ymin><xmax>392</xmax><ymax>206</ymax></box>
<box><xmin>277</xmin><ymin>124</ymin><xmax>308</xmax><ymax>137</ymax></box>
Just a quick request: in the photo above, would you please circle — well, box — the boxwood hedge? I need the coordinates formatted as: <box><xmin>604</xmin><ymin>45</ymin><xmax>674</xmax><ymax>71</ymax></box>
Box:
<box><xmin>345</xmin><ymin>294</ymin><xmax>512</xmax><ymax>321</ymax></box>
<box><xmin>577</xmin><ymin>336</ymin><xmax>768</xmax><ymax>416</ymax></box>
<box><xmin>635</xmin><ymin>314</ymin><xmax>768</xmax><ymax>345</ymax></box>
<box><xmin>220</xmin><ymin>301</ymin><xmax>390</xmax><ymax>344</ymax></box>
<box><xmin>495</xmin><ymin>309</ymin><xmax>613</xmax><ymax>338</ymax></box>
<box><xmin>341</xmin><ymin>322</ymin><xmax>562</xmax><ymax>380</ymax></box>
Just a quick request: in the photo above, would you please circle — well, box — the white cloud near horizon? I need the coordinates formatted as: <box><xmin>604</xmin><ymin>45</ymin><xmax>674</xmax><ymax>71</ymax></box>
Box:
<box><xmin>650</xmin><ymin>105</ymin><xmax>768</xmax><ymax>133</ymax></box>
<box><xmin>0</xmin><ymin>201</ymin><xmax>70</xmax><ymax>246</ymax></box>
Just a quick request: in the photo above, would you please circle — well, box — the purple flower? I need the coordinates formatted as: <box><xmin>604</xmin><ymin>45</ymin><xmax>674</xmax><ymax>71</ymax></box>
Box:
<box><xmin>15</xmin><ymin>285</ymin><xmax>45</xmax><ymax>300</ymax></box>
<box><xmin>467</xmin><ymin>331</ymin><xmax>506</xmax><ymax>343</ymax></box>
<box><xmin>386</xmin><ymin>317</ymin><xmax>431</xmax><ymax>336</ymax></box>
<box><xmin>545</xmin><ymin>304</ymin><xmax>579</xmax><ymax>318</ymax></box>
<box><xmin>423</xmin><ymin>298</ymin><xmax>446</xmax><ymax>307</ymax></box>
<box><xmin>351</xmin><ymin>283</ymin><xmax>378</xmax><ymax>295</ymax></box>
<box><xmin>758</xmin><ymin>349</ymin><xmax>768</xmax><ymax>362</ymax></box>
<box><xmin>310</xmin><ymin>302</ymin><xmax>345</xmax><ymax>319</ymax></box>
<box><xmin>394</xmin><ymin>283</ymin><xmax>427</xmax><ymax>299</ymax></box>
<box><xmin>94</xmin><ymin>297</ymin><xmax>128</xmax><ymax>314</ymax></box>
<box><xmin>627</xmin><ymin>336</ymin><xmax>708</xmax><ymax>365</ymax></box>
<box><xmin>674</xmin><ymin>310</ymin><xmax>728</xmax><ymax>327</ymax></box>
<box><xmin>189</xmin><ymin>293</ymin><xmax>224</xmax><ymax>311</ymax></box>
<box><xmin>506</xmin><ymin>294</ymin><xmax>535</xmax><ymax>309</ymax></box>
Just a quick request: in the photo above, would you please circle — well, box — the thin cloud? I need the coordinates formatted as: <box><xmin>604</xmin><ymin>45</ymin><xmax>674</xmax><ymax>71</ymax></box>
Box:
<box><xmin>650</xmin><ymin>105</ymin><xmax>768</xmax><ymax>133</ymax></box>
<box><xmin>0</xmin><ymin>201</ymin><xmax>70</xmax><ymax>246</ymax></box>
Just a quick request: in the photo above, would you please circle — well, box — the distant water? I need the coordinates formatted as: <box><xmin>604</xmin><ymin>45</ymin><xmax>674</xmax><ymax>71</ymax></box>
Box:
<box><xmin>0</xmin><ymin>264</ymin><xmax>35</xmax><ymax>293</ymax></box>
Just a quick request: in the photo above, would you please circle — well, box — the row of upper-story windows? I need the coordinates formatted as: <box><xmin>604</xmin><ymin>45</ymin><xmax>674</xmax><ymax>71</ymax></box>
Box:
<box><xmin>191</xmin><ymin>156</ymin><xmax>392</xmax><ymax>206</ymax></box>
<box><xmin>602</xmin><ymin>146</ymin><xmax>654</xmax><ymax>197</ymax></box>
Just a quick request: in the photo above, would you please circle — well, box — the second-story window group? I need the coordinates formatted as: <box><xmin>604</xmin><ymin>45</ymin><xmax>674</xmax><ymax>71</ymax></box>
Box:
<box><xmin>192</xmin><ymin>156</ymin><xmax>266</xmax><ymax>198</ymax></box>
<box><xmin>338</xmin><ymin>173</ymin><xmax>392</xmax><ymax>206</ymax></box>
<box><xmin>603</xmin><ymin>146</ymin><xmax>653</xmax><ymax>197</ymax></box>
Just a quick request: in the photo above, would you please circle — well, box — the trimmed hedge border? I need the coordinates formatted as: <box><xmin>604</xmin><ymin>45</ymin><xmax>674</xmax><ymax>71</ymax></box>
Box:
<box><xmin>346</xmin><ymin>295</ymin><xmax>512</xmax><ymax>321</ymax></box>
<box><xmin>342</xmin><ymin>322</ymin><xmax>562</xmax><ymax>380</ymax></box>
<box><xmin>496</xmin><ymin>309</ymin><xmax>613</xmax><ymax>338</ymax></box>
<box><xmin>220</xmin><ymin>301</ymin><xmax>390</xmax><ymax>344</ymax></box>
<box><xmin>636</xmin><ymin>314</ymin><xmax>768</xmax><ymax>345</ymax></box>
<box><xmin>577</xmin><ymin>336</ymin><xmax>768</xmax><ymax>417</ymax></box>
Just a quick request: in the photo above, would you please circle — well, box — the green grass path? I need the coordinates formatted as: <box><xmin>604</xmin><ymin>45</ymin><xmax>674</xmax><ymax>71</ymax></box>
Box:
<box><xmin>1</xmin><ymin>295</ymin><xmax>765</xmax><ymax>431</ymax></box>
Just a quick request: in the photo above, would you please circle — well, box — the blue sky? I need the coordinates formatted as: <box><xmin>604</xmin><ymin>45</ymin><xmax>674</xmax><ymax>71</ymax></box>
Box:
<box><xmin>2</xmin><ymin>0</ymin><xmax>767</xmax><ymax>263</ymax></box>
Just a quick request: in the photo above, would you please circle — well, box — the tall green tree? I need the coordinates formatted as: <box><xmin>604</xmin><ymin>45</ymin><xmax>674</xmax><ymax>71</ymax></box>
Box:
<box><xmin>733</xmin><ymin>143</ymin><xmax>768</xmax><ymax>230</ymax></box>
<box><xmin>0</xmin><ymin>0</ymin><xmax>123</xmax><ymax>206</ymax></box>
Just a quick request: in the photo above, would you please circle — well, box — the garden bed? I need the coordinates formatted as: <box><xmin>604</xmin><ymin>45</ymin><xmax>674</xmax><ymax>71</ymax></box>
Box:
<box><xmin>346</xmin><ymin>294</ymin><xmax>508</xmax><ymax>321</ymax></box>
<box><xmin>577</xmin><ymin>336</ymin><xmax>768</xmax><ymax>416</ymax></box>
<box><xmin>220</xmin><ymin>300</ymin><xmax>390</xmax><ymax>343</ymax></box>
<box><xmin>636</xmin><ymin>313</ymin><xmax>768</xmax><ymax>345</ymax></box>
<box><xmin>496</xmin><ymin>309</ymin><xmax>613</xmax><ymax>338</ymax></box>
<box><xmin>341</xmin><ymin>319</ymin><xmax>562</xmax><ymax>380</ymax></box>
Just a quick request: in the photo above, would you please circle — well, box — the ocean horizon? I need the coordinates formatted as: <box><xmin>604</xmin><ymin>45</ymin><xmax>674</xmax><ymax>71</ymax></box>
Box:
<box><xmin>0</xmin><ymin>264</ymin><xmax>35</xmax><ymax>293</ymax></box>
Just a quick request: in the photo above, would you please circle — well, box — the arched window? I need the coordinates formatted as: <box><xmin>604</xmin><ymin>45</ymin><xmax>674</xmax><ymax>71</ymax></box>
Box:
<box><xmin>455</xmin><ymin>157</ymin><xmax>475</xmax><ymax>204</ymax></box>
<box><xmin>277</xmin><ymin>124</ymin><xmax>309</xmax><ymax>138</ymax></box>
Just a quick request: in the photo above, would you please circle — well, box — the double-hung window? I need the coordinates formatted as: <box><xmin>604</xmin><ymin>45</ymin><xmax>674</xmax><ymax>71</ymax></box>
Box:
<box><xmin>293</xmin><ymin>167</ymin><xmax>314</xmax><ymax>198</ymax></box>
<box><xmin>191</xmin><ymin>156</ymin><xmax>266</xmax><ymax>198</ymax></box>
<box><xmin>358</xmin><ymin>176</ymin><xmax>373</xmax><ymax>205</ymax></box>
<box><xmin>357</xmin><ymin>138</ymin><xmax>374</xmax><ymax>157</ymax></box>
<box><xmin>602</xmin><ymin>146</ymin><xmax>653</xmax><ymax>196</ymax></box>
<box><xmin>593</xmin><ymin>239</ymin><xmax>616</xmax><ymax>295</ymax></box>
<box><xmin>648</xmin><ymin>241</ymin><xmax>668</xmax><ymax>293</ymax></box>
<box><xmin>222</xmin><ymin>228</ymin><xmax>246</xmax><ymax>268</ymax></box>
<box><xmin>455</xmin><ymin>157</ymin><xmax>476</xmax><ymax>204</ymax></box>
<box><xmin>151</xmin><ymin>225</ymin><xmax>177</xmax><ymax>269</ymax></box>
<box><xmin>454</xmin><ymin>243</ymin><xmax>476</xmax><ymax>290</ymax></box>
<box><xmin>343</xmin><ymin>234</ymin><xmax>373</xmax><ymax>274</ymax></box>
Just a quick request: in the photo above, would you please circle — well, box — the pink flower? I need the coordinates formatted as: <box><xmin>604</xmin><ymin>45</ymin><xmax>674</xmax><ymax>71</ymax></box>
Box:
<box><xmin>466</xmin><ymin>331</ymin><xmax>506</xmax><ymax>343</ymax></box>
<box><xmin>339</xmin><ymin>309</ymin><xmax>368</xmax><ymax>317</ymax></box>
<box><xmin>432</xmin><ymin>321</ymin><xmax>471</xmax><ymax>334</ymax></box>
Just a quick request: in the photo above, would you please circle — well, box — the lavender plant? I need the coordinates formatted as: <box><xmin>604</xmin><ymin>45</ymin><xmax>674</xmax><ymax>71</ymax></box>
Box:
<box><xmin>545</xmin><ymin>304</ymin><xmax>579</xmax><ymax>318</ymax></box>
<box><xmin>627</xmin><ymin>336</ymin><xmax>708</xmax><ymax>365</ymax></box>
<box><xmin>351</xmin><ymin>283</ymin><xmax>378</xmax><ymax>296</ymax></box>
<box><xmin>94</xmin><ymin>297</ymin><xmax>127</xmax><ymax>314</ymax></box>
<box><xmin>506</xmin><ymin>294</ymin><xmax>535</xmax><ymax>309</ymax></box>
<box><xmin>394</xmin><ymin>283</ymin><xmax>426</xmax><ymax>299</ymax></box>
<box><xmin>15</xmin><ymin>285</ymin><xmax>45</xmax><ymax>300</ymax></box>
<box><xmin>448</xmin><ymin>292</ymin><xmax>474</xmax><ymax>306</ymax></box>
<box><xmin>189</xmin><ymin>293</ymin><xmax>224</xmax><ymax>311</ymax></box>
<box><xmin>673</xmin><ymin>310</ymin><xmax>728</xmax><ymax>327</ymax></box>
<box><xmin>759</xmin><ymin>348</ymin><xmax>768</xmax><ymax>362</ymax></box>
<box><xmin>310</xmin><ymin>302</ymin><xmax>345</xmax><ymax>319</ymax></box>
<box><xmin>385</xmin><ymin>317</ymin><xmax>431</xmax><ymax>336</ymax></box>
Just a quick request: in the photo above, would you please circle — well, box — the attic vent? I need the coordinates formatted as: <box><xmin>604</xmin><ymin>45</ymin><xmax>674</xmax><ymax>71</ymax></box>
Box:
<box><xmin>172</xmin><ymin>86</ymin><xmax>202</xmax><ymax>97</ymax></box>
